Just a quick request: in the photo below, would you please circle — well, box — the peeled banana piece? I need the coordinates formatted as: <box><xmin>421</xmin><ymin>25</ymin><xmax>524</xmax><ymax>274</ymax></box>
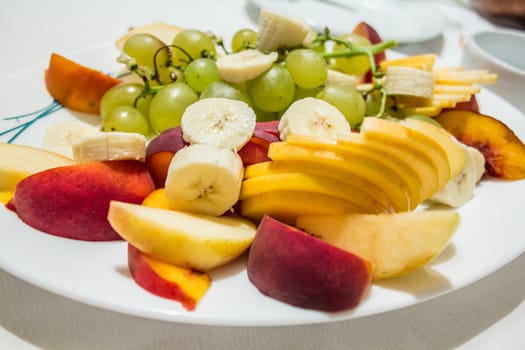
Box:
<box><xmin>181</xmin><ymin>97</ymin><xmax>257</xmax><ymax>150</ymax></box>
<box><xmin>278</xmin><ymin>97</ymin><xmax>351</xmax><ymax>141</ymax></box>
<box><xmin>164</xmin><ymin>143</ymin><xmax>244</xmax><ymax>216</ymax></box>
<box><xmin>256</xmin><ymin>8</ymin><xmax>311</xmax><ymax>53</ymax></box>
<box><xmin>72</xmin><ymin>131</ymin><xmax>146</xmax><ymax>162</ymax></box>
<box><xmin>216</xmin><ymin>49</ymin><xmax>278</xmax><ymax>83</ymax></box>
<box><xmin>430</xmin><ymin>143</ymin><xmax>485</xmax><ymax>207</ymax></box>
<box><xmin>384</xmin><ymin>66</ymin><xmax>434</xmax><ymax>99</ymax></box>
<box><xmin>43</xmin><ymin>121</ymin><xmax>98</xmax><ymax>158</ymax></box>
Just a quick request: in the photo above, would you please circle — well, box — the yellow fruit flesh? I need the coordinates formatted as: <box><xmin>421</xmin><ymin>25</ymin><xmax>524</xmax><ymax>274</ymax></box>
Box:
<box><xmin>240</xmin><ymin>190</ymin><xmax>368</xmax><ymax>224</ymax></box>
<box><xmin>268</xmin><ymin>142</ymin><xmax>412</xmax><ymax>212</ymax></box>
<box><xmin>240</xmin><ymin>172</ymin><xmax>388</xmax><ymax>214</ymax></box>
<box><xmin>400</xmin><ymin>118</ymin><xmax>465</xmax><ymax>178</ymax></box>
<box><xmin>296</xmin><ymin>210</ymin><xmax>460</xmax><ymax>279</ymax></box>
<box><xmin>143</xmin><ymin>253</ymin><xmax>211</xmax><ymax>302</ymax></box>
<box><xmin>360</xmin><ymin>117</ymin><xmax>451</xmax><ymax>196</ymax></box>
<box><xmin>108</xmin><ymin>201</ymin><xmax>256</xmax><ymax>271</ymax></box>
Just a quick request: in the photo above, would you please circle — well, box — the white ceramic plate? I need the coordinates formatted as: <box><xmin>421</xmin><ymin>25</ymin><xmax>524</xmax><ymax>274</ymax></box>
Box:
<box><xmin>1</xmin><ymin>45</ymin><xmax>524</xmax><ymax>327</ymax></box>
<box><xmin>247</xmin><ymin>0</ymin><xmax>446</xmax><ymax>43</ymax></box>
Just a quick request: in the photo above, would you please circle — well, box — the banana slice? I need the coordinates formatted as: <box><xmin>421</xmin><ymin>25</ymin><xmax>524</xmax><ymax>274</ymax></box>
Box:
<box><xmin>278</xmin><ymin>97</ymin><xmax>351</xmax><ymax>141</ymax></box>
<box><xmin>325</xmin><ymin>69</ymin><xmax>359</xmax><ymax>88</ymax></box>
<box><xmin>43</xmin><ymin>121</ymin><xmax>99</xmax><ymax>158</ymax></box>
<box><xmin>181</xmin><ymin>97</ymin><xmax>257</xmax><ymax>150</ymax></box>
<box><xmin>430</xmin><ymin>144</ymin><xmax>485</xmax><ymax>207</ymax></box>
<box><xmin>216</xmin><ymin>49</ymin><xmax>278</xmax><ymax>83</ymax></box>
<box><xmin>384</xmin><ymin>66</ymin><xmax>434</xmax><ymax>99</ymax></box>
<box><xmin>72</xmin><ymin>131</ymin><xmax>146</xmax><ymax>162</ymax></box>
<box><xmin>164</xmin><ymin>143</ymin><xmax>244</xmax><ymax>216</ymax></box>
<box><xmin>256</xmin><ymin>8</ymin><xmax>311</xmax><ymax>52</ymax></box>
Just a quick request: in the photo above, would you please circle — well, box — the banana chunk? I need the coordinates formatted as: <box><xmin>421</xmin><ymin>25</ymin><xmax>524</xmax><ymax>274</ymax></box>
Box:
<box><xmin>217</xmin><ymin>49</ymin><xmax>278</xmax><ymax>83</ymax></box>
<box><xmin>165</xmin><ymin>143</ymin><xmax>244</xmax><ymax>216</ymax></box>
<box><xmin>72</xmin><ymin>131</ymin><xmax>146</xmax><ymax>162</ymax></box>
<box><xmin>256</xmin><ymin>8</ymin><xmax>311</xmax><ymax>53</ymax></box>
<box><xmin>43</xmin><ymin>121</ymin><xmax>99</xmax><ymax>158</ymax></box>
<box><xmin>384</xmin><ymin>66</ymin><xmax>434</xmax><ymax>99</ymax></box>
<box><xmin>278</xmin><ymin>97</ymin><xmax>351</xmax><ymax>141</ymax></box>
<box><xmin>430</xmin><ymin>143</ymin><xmax>485</xmax><ymax>207</ymax></box>
<box><xmin>181</xmin><ymin>97</ymin><xmax>257</xmax><ymax>150</ymax></box>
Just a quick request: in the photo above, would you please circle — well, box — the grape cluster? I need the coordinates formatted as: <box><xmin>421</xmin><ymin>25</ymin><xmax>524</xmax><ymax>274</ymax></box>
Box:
<box><xmin>101</xmin><ymin>27</ymin><xmax>393</xmax><ymax>136</ymax></box>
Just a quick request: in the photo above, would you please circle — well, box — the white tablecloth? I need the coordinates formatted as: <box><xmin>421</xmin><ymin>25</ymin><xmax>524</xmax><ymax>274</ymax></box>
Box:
<box><xmin>1</xmin><ymin>1</ymin><xmax>523</xmax><ymax>349</ymax></box>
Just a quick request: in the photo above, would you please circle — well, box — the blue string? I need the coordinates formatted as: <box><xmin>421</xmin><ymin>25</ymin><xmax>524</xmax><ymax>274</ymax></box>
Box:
<box><xmin>1</xmin><ymin>100</ymin><xmax>63</xmax><ymax>143</ymax></box>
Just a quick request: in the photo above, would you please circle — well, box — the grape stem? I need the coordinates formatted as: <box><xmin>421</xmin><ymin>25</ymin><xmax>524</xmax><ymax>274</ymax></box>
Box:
<box><xmin>314</xmin><ymin>30</ymin><xmax>397</xmax><ymax>118</ymax></box>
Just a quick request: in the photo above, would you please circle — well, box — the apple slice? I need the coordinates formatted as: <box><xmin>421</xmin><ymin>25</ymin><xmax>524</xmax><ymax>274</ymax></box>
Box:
<box><xmin>128</xmin><ymin>244</ymin><xmax>210</xmax><ymax>311</ymax></box>
<box><xmin>107</xmin><ymin>201</ymin><xmax>257</xmax><ymax>271</ymax></box>
<box><xmin>296</xmin><ymin>210</ymin><xmax>460</xmax><ymax>279</ymax></box>
<box><xmin>247</xmin><ymin>215</ymin><xmax>373</xmax><ymax>311</ymax></box>
<box><xmin>0</xmin><ymin>143</ymin><xmax>74</xmax><ymax>192</ymax></box>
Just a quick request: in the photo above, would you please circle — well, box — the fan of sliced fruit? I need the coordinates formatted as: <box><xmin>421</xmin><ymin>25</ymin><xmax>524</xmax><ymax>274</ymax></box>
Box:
<box><xmin>2</xmin><ymin>9</ymin><xmax>525</xmax><ymax>313</ymax></box>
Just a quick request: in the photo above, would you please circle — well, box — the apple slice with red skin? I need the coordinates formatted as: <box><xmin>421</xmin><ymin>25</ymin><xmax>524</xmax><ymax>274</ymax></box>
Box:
<box><xmin>247</xmin><ymin>215</ymin><xmax>373</xmax><ymax>312</ymax></box>
<box><xmin>128</xmin><ymin>244</ymin><xmax>211</xmax><ymax>311</ymax></box>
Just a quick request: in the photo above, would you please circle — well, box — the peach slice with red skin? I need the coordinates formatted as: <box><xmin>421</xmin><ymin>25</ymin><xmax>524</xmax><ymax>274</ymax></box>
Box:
<box><xmin>8</xmin><ymin>160</ymin><xmax>155</xmax><ymax>241</ymax></box>
<box><xmin>434</xmin><ymin>109</ymin><xmax>525</xmax><ymax>180</ymax></box>
<box><xmin>247</xmin><ymin>215</ymin><xmax>373</xmax><ymax>311</ymax></box>
<box><xmin>128</xmin><ymin>244</ymin><xmax>211</xmax><ymax>311</ymax></box>
<box><xmin>45</xmin><ymin>53</ymin><xmax>121</xmax><ymax>114</ymax></box>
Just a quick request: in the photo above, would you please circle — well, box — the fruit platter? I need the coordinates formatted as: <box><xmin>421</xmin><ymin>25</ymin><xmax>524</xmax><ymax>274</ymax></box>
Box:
<box><xmin>1</xmin><ymin>9</ymin><xmax>525</xmax><ymax>326</ymax></box>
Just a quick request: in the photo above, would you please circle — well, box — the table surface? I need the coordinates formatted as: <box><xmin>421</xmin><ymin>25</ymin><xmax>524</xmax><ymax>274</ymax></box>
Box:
<box><xmin>1</xmin><ymin>0</ymin><xmax>524</xmax><ymax>349</ymax></box>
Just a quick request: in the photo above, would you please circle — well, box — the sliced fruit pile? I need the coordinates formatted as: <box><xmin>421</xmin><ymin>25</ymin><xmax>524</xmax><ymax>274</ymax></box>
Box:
<box><xmin>2</xmin><ymin>8</ymin><xmax>525</xmax><ymax>313</ymax></box>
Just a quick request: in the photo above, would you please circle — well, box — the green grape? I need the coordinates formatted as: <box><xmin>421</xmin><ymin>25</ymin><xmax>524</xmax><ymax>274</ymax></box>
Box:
<box><xmin>200</xmin><ymin>81</ymin><xmax>251</xmax><ymax>105</ymax></box>
<box><xmin>285</xmin><ymin>49</ymin><xmax>328</xmax><ymax>89</ymax></box>
<box><xmin>293</xmin><ymin>86</ymin><xmax>322</xmax><ymax>101</ymax></box>
<box><xmin>100</xmin><ymin>83</ymin><xmax>152</xmax><ymax>119</ymax></box>
<box><xmin>317</xmin><ymin>84</ymin><xmax>366</xmax><ymax>129</ymax></box>
<box><xmin>365</xmin><ymin>90</ymin><xmax>382</xmax><ymax>116</ymax></box>
<box><xmin>231</xmin><ymin>28</ymin><xmax>257</xmax><ymax>52</ymax></box>
<box><xmin>247</xmin><ymin>64</ymin><xmax>295</xmax><ymax>113</ymax></box>
<box><xmin>123</xmin><ymin>33</ymin><xmax>171</xmax><ymax>82</ymax></box>
<box><xmin>184</xmin><ymin>58</ymin><xmax>221</xmax><ymax>93</ymax></box>
<box><xmin>171</xmin><ymin>29</ymin><xmax>217</xmax><ymax>66</ymax></box>
<box><xmin>101</xmin><ymin>106</ymin><xmax>150</xmax><ymax>136</ymax></box>
<box><xmin>148</xmin><ymin>82</ymin><xmax>198</xmax><ymax>133</ymax></box>
<box><xmin>330</xmin><ymin>34</ymin><xmax>371</xmax><ymax>76</ymax></box>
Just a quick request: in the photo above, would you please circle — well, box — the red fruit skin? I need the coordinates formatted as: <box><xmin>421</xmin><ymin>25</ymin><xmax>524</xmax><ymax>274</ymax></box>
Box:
<box><xmin>145</xmin><ymin>151</ymin><xmax>175</xmax><ymax>188</ymax></box>
<box><xmin>238</xmin><ymin>138</ymin><xmax>271</xmax><ymax>166</ymax></box>
<box><xmin>10</xmin><ymin>161</ymin><xmax>155</xmax><ymax>241</ymax></box>
<box><xmin>146</xmin><ymin>126</ymin><xmax>188</xmax><ymax>157</ymax></box>
<box><xmin>352</xmin><ymin>22</ymin><xmax>386</xmax><ymax>83</ymax></box>
<box><xmin>127</xmin><ymin>244</ymin><xmax>199</xmax><ymax>311</ymax></box>
<box><xmin>253</xmin><ymin>120</ymin><xmax>280</xmax><ymax>142</ymax></box>
<box><xmin>448</xmin><ymin>95</ymin><xmax>480</xmax><ymax>113</ymax></box>
<box><xmin>247</xmin><ymin>215</ymin><xmax>373</xmax><ymax>312</ymax></box>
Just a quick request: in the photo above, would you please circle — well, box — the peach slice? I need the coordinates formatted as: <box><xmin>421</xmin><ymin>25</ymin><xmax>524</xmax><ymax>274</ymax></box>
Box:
<box><xmin>297</xmin><ymin>210</ymin><xmax>460</xmax><ymax>279</ymax></box>
<box><xmin>45</xmin><ymin>53</ymin><xmax>121</xmax><ymax>114</ymax></box>
<box><xmin>247</xmin><ymin>215</ymin><xmax>373</xmax><ymax>311</ymax></box>
<box><xmin>9</xmin><ymin>160</ymin><xmax>155</xmax><ymax>241</ymax></box>
<box><xmin>434</xmin><ymin>109</ymin><xmax>525</xmax><ymax>180</ymax></box>
<box><xmin>128</xmin><ymin>244</ymin><xmax>210</xmax><ymax>311</ymax></box>
<box><xmin>0</xmin><ymin>143</ymin><xmax>74</xmax><ymax>192</ymax></box>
